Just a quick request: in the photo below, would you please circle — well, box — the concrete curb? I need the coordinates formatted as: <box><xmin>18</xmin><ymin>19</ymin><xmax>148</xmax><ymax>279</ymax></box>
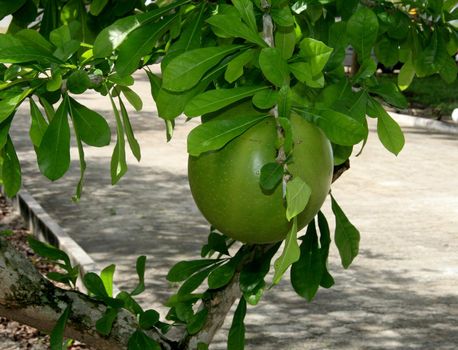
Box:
<box><xmin>389</xmin><ymin>112</ymin><xmax>458</xmax><ymax>135</ymax></box>
<box><xmin>4</xmin><ymin>188</ymin><xmax>99</xmax><ymax>277</ymax></box>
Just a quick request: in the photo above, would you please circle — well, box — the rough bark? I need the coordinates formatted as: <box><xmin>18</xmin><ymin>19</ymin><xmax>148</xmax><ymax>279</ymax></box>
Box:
<box><xmin>0</xmin><ymin>237</ymin><xmax>175</xmax><ymax>350</ymax></box>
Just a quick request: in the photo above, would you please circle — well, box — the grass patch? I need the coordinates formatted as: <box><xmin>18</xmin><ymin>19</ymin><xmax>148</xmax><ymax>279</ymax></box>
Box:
<box><xmin>380</xmin><ymin>74</ymin><xmax>458</xmax><ymax>118</ymax></box>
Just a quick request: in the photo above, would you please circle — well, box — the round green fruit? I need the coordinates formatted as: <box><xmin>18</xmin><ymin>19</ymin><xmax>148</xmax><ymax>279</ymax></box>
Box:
<box><xmin>188</xmin><ymin>112</ymin><xmax>333</xmax><ymax>244</ymax></box>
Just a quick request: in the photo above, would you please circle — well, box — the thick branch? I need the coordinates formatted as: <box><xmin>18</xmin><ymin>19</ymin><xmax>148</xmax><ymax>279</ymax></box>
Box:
<box><xmin>0</xmin><ymin>237</ymin><xmax>175</xmax><ymax>350</ymax></box>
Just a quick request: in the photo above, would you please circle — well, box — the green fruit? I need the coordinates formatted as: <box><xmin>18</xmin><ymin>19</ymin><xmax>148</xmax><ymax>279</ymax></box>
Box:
<box><xmin>188</xmin><ymin>112</ymin><xmax>333</xmax><ymax>244</ymax></box>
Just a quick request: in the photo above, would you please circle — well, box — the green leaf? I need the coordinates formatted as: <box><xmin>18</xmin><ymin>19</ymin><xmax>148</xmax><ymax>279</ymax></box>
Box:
<box><xmin>50</xmin><ymin>304</ymin><xmax>71</xmax><ymax>350</ymax></box>
<box><xmin>252</xmin><ymin>89</ymin><xmax>278</xmax><ymax>109</ymax></box>
<box><xmin>206</xmin><ymin>15</ymin><xmax>266</xmax><ymax>47</ymax></box>
<box><xmin>27</xmin><ymin>237</ymin><xmax>71</xmax><ymax>268</ymax></box>
<box><xmin>414</xmin><ymin>31</ymin><xmax>449</xmax><ymax>77</ymax></box>
<box><xmin>299</xmin><ymin>38</ymin><xmax>334</xmax><ymax>76</ymax></box>
<box><xmin>374</xmin><ymin>37</ymin><xmax>399</xmax><ymax>67</ymax></box>
<box><xmin>239</xmin><ymin>243</ymin><xmax>280</xmax><ymax>293</ymax></box>
<box><xmin>227</xmin><ymin>298</ymin><xmax>246</xmax><ymax>350</ymax></box>
<box><xmin>72</xmin><ymin>123</ymin><xmax>86</xmax><ymax>203</ymax></box>
<box><xmin>286</xmin><ymin>177</ymin><xmax>312</xmax><ymax>221</ymax></box>
<box><xmin>439</xmin><ymin>56</ymin><xmax>458</xmax><ymax>84</ymax></box>
<box><xmin>2</xmin><ymin>137</ymin><xmax>21</xmax><ymax>197</ymax></box>
<box><xmin>272</xmin><ymin>218</ymin><xmax>300</xmax><ymax>285</ymax></box>
<box><xmin>162</xmin><ymin>45</ymin><xmax>244</xmax><ymax>92</ymax></box>
<box><xmin>225</xmin><ymin>49</ymin><xmax>256</xmax><ymax>83</ymax></box>
<box><xmin>0</xmin><ymin>91</ymin><xmax>27</xmax><ymax>124</ymax></box>
<box><xmin>278</xmin><ymin>117</ymin><xmax>293</xmax><ymax>154</ymax></box>
<box><xmin>243</xmin><ymin>280</ymin><xmax>265</xmax><ymax>305</ymax></box>
<box><xmin>117</xmin><ymin>291</ymin><xmax>143</xmax><ymax>315</ymax></box>
<box><xmin>259</xmin><ymin>162</ymin><xmax>283</xmax><ymax>191</ymax></box>
<box><xmin>84</xmin><ymin>272</ymin><xmax>109</xmax><ymax>298</ymax></box>
<box><xmin>275</xmin><ymin>27</ymin><xmax>296</xmax><ymax>60</ymax></box>
<box><xmin>100</xmin><ymin>264</ymin><xmax>115</xmax><ymax>298</ymax></box>
<box><xmin>184</xmin><ymin>86</ymin><xmax>268</xmax><ymax>117</ymax></box>
<box><xmin>177</xmin><ymin>265</ymin><xmax>219</xmax><ymax>296</ymax></box>
<box><xmin>376</xmin><ymin>103</ymin><xmax>405</xmax><ymax>156</ymax></box>
<box><xmin>352</xmin><ymin>59</ymin><xmax>377</xmax><ymax>83</ymax></box>
<box><xmin>69</xmin><ymin>97</ymin><xmax>111</xmax><ymax>147</ymax></box>
<box><xmin>331</xmin><ymin>195</ymin><xmax>360</xmax><ymax>269</ymax></box>
<box><xmin>294</xmin><ymin>107</ymin><xmax>367</xmax><ymax>146</ymax></box>
<box><xmin>131</xmin><ymin>255</ymin><xmax>147</xmax><ymax>296</ymax></box>
<box><xmin>347</xmin><ymin>7</ymin><xmax>379</xmax><ymax>60</ymax></box>
<box><xmin>187</xmin><ymin>113</ymin><xmax>269</xmax><ymax>157</ymax></box>
<box><xmin>201</xmin><ymin>230</ymin><xmax>230</xmax><ymax>257</ymax></box>
<box><xmin>167</xmin><ymin>259</ymin><xmax>220</xmax><ymax>282</ymax></box>
<box><xmin>119</xmin><ymin>99</ymin><xmax>141</xmax><ymax>162</ymax></box>
<box><xmin>369</xmin><ymin>81</ymin><xmax>408</xmax><ymax>109</ymax></box>
<box><xmin>187</xmin><ymin>308</ymin><xmax>208</xmax><ymax>335</ymax></box>
<box><xmin>119</xmin><ymin>86</ymin><xmax>143</xmax><ymax>111</ymax></box>
<box><xmin>0</xmin><ymin>34</ymin><xmax>61</xmax><ymax>64</ymax></box>
<box><xmin>115</xmin><ymin>14</ymin><xmax>178</xmax><ymax>77</ymax></box>
<box><xmin>291</xmin><ymin>220</ymin><xmax>323</xmax><ymax>301</ymax></box>
<box><xmin>259</xmin><ymin>47</ymin><xmax>290</xmax><ymax>87</ymax></box>
<box><xmin>139</xmin><ymin>309</ymin><xmax>160</xmax><ymax>330</ymax></box>
<box><xmin>232</xmin><ymin>0</ymin><xmax>258</xmax><ymax>33</ymax></box>
<box><xmin>271</xmin><ymin>6</ymin><xmax>295</xmax><ymax>27</ymax></box>
<box><xmin>127</xmin><ymin>330</ymin><xmax>160</xmax><ymax>350</ymax></box>
<box><xmin>46</xmin><ymin>71</ymin><xmax>62</xmax><ymax>92</ymax></box>
<box><xmin>96</xmin><ymin>308</ymin><xmax>118</xmax><ymax>336</ymax></box>
<box><xmin>90</xmin><ymin>0</ymin><xmax>109</xmax><ymax>16</ymax></box>
<box><xmin>37</xmin><ymin>97</ymin><xmax>70</xmax><ymax>181</ymax></box>
<box><xmin>207</xmin><ymin>261</ymin><xmax>236</xmax><ymax>289</ymax></box>
<box><xmin>0</xmin><ymin>0</ymin><xmax>26</xmax><ymax>19</ymax></box>
<box><xmin>317</xmin><ymin>211</ymin><xmax>335</xmax><ymax>288</ymax></box>
<box><xmin>93</xmin><ymin>0</ymin><xmax>190</xmax><ymax>58</ymax></box>
<box><xmin>109</xmin><ymin>94</ymin><xmax>128</xmax><ymax>185</ymax></box>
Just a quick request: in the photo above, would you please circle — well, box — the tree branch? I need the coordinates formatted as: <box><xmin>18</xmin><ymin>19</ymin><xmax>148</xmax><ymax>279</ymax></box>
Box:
<box><xmin>0</xmin><ymin>237</ymin><xmax>175</xmax><ymax>350</ymax></box>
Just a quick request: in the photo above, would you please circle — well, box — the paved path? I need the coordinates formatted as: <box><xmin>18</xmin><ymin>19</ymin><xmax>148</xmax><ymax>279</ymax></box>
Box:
<box><xmin>10</xmin><ymin>74</ymin><xmax>458</xmax><ymax>349</ymax></box>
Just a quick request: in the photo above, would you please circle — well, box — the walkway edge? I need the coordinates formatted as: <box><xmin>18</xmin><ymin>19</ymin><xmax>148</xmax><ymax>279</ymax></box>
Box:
<box><xmin>389</xmin><ymin>112</ymin><xmax>458</xmax><ymax>135</ymax></box>
<box><xmin>3</xmin><ymin>187</ymin><xmax>99</xmax><ymax>278</ymax></box>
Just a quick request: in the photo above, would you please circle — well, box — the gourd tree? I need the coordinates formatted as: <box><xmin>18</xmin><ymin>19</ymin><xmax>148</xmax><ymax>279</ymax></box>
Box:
<box><xmin>0</xmin><ymin>0</ymin><xmax>456</xmax><ymax>349</ymax></box>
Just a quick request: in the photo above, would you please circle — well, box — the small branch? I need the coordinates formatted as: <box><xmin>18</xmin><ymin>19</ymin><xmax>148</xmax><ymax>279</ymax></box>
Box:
<box><xmin>0</xmin><ymin>237</ymin><xmax>175</xmax><ymax>350</ymax></box>
<box><xmin>332</xmin><ymin>159</ymin><xmax>350</xmax><ymax>183</ymax></box>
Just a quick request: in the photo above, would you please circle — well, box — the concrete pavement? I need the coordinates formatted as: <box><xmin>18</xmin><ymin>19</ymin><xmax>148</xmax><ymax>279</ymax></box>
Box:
<box><xmin>10</xmin><ymin>73</ymin><xmax>458</xmax><ymax>349</ymax></box>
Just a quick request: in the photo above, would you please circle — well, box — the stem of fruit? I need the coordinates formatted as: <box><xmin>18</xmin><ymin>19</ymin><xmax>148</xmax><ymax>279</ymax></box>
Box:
<box><xmin>262</xmin><ymin>2</ymin><xmax>291</xmax><ymax>193</ymax></box>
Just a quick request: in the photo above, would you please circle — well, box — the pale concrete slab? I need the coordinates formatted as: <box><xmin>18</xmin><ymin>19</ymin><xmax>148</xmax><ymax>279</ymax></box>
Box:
<box><xmin>9</xmin><ymin>73</ymin><xmax>458</xmax><ymax>349</ymax></box>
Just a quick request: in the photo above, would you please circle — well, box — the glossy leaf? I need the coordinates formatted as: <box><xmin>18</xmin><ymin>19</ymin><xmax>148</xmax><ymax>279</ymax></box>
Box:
<box><xmin>369</xmin><ymin>81</ymin><xmax>407</xmax><ymax>109</ymax></box>
<box><xmin>207</xmin><ymin>261</ymin><xmax>236</xmax><ymax>289</ymax></box>
<box><xmin>93</xmin><ymin>0</ymin><xmax>190</xmax><ymax>58</ymax></box>
<box><xmin>139</xmin><ymin>310</ymin><xmax>160</xmax><ymax>330</ymax></box>
<box><xmin>27</xmin><ymin>237</ymin><xmax>71</xmax><ymax>268</ymax></box>
<box><xmin>252</xmin><ymin>89</ymin><xmax>278</xmax><ymax>109</ymax></box>
<box><xmin>225</xmin><ymin>49</ymin><xmax>256</xmax><ymax>83</ymax></box>
<box><xmin>398</xmin><ymin>59</ymin><xmax>415</xmax><ymax>91</ymax></box>
<box><xmin>50</xmin><ymin>305</ymin><xmax>71</xmax><ymax>350</ymax></box>
<box><xmin>69</xmin><ymin>97</ymin><xmax>111</xmax><ymax>147</ymax></box>
<box><xmin>227</xmin><ymin>298</ymin><xmax>246</xmax><ymax>350</ymax></box>
<box><xmin>185</xmin><ymin>86</ymin><xmax>268</xmax><ymax>117</ymax></box>
<box><xmin>167</xmin><ymin>259</ymin><xmax>220</xmax><ymax>282</ymax></box>
<box><xmin>90</xmin><ymin>0</ymin><xmax>109</xmax><ymax>16</ymax></box>
<box><xmin>317</xmin><ymin>211</ymin><xmax>335</xmax><ymax>288</ymax></box>
<box><xmin>2</xmin><ymin>137</ymin><xmax>21</xmax><ymax>197</ymax></box>
<box><xmin>131</xmin><ymin>255</ymin><xmax>147</xmax><ymax>296</ymax></box>
<box><xmin>96</xmin><ymin>308</ymin><xmax>118</xmax><ymax>336</ymax></box>
<box><xmin>260</xmin><ymin>162</ymin><xmax>283</xmax><ymax>191</ymax></box>
<box><xmin>109</xmin><ymin>94</ymin><xmax>128</xmax><ymax>185</ymax></box>
<box><xmin>299</xmin><ymin>38</ymin><xmax>333</xmax><ymax>76</ymax></box>
<box><xmin>286</xmin><ymin>177</ymin><xmax>312</xmax><ymax>221</ymax></box>
<box><xmin>259</xmin><ymin>48</ymin><xmax>290</xmax><ymax>87</ymax></box>
<box><xmin>0</xmin><ymin>91</ymin><xmax>27</xmax><ymax>123</ymax></box>
<box><xmin>100</xmin><ymin>264</ymin><xmax>116</xmax><ymax>298</ymax></box>
<box><xmin>275</xmin><ymin>27</ymin><xmax>296</xmax><ymax>60</ymax></box>
<box><xmin>162</xmin><ymin>45</ymin><xmax>243</xmax><ymax>92</ymax></box>
<box><xmin>187</xmin><ymin>308</ymin><xmax>208</xmax><ymax>335</ymax></box>
<box><xmin>119</xmin><ymin>99</ymin><xmax>141</xmax><ymax>161</ymax></box>
<box><xmin>37</xmin><ymin>97</ymin><xmax>70</xmax><ymax>181</ymax></box>
<box><xmin>271</xmin><ymin>6</ymin><xmax>295</xmax><ymax>27</ymax></box>
<box><xmin>291</xmin><ymin>220</ymin><xmax>323</xmax><ymax>301</ymax></box>
<box><xmin>127</xmin><ymin>330</ymin><xmax>160</xmax><ymax>350</ymax></box>
<box><xmin>201</xmin><ymin>230</ymin><xmax>230</xmax><ymax>257</ymax></box>
<box><xmin>331</xmin><ymin>195</ymin><xmax>360</xmax><ymax>269</ymax></box>
<box><xmin>187</xmin><ymin>113</ymin><xmax>269</xmax><ymax>157</ymax></box>
<box><xmin>272</xmin><ymin>218</ymin><xmax>300</xmax><ymax>285</ymax></box>
<box><xmin>375</xmin><ymin>104</ymin><xmax>405</xmax><ymax>156</ymax></box>
<box><xmin>206</xmin><ymin>15</ymin><xmax>266</xmax><ymax>47</ymax></box>
<box><xmin>115</xmin><ymin>14</ymin><xmax>178</xmax><ymax>77</ymax></box>
<box><xmin>294</xmin><ymin>107</ymin><xmax>366</xmax><ymax>146</ymax></box>
<box><xmin>232</xmin><ymin>0</ymin><xmax>258</xmax><ymax>33</ymax></box>
<box><xmin>347</xmin><ymin>7</ymin><xmax>379</xmax><ymax>59</ymax></box>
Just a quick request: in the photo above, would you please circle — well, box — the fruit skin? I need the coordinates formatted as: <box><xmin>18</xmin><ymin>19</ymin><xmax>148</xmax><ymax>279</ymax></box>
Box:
<box><xmin>188</xmin><ymin>112</ymin><xmax>333</xmax><ymax>244</ymax></box>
